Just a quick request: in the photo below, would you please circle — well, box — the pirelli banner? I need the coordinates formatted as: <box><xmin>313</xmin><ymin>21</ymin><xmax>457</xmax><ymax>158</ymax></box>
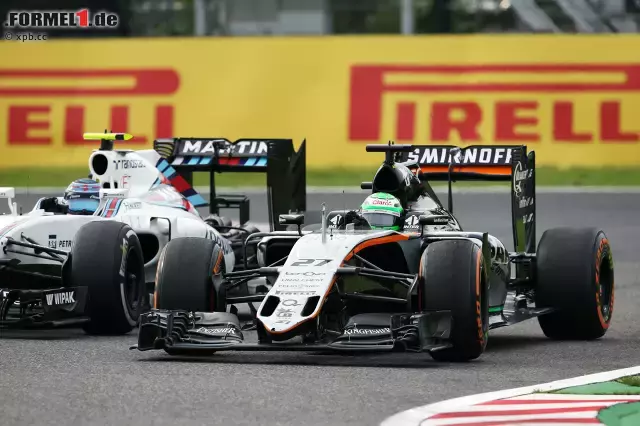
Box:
<box><xmin>2</xmin><ymin>35</ymin><xmax>640</xmax><ymax>168</ymax></box>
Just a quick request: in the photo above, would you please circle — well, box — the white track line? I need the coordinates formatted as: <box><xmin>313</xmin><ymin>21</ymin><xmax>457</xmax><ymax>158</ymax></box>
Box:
<box><xmin>380</xmin><ymin>365</ymin><xmax>640</xmax><ymax>426</ymax></box>
<box><xmin>12</xmin><ymin>186</ymin><xmax>640</xmax><ymax>196</ymax></box>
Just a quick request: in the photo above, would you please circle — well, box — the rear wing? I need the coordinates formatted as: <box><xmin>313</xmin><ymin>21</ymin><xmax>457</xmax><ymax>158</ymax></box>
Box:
<box><xmin>398</xmin><ymin>145</ymin><xmax>516</xmax><ymax>181</ymax></box>
<box><xmin>153</xmin><ymin>138</ymin><xmax>306</xmax><ymax>231</ymax></box>
<box><xmin>397</xmin><ymin>145</ymin><xmax>536</xmax><ymax>255</ymax></box>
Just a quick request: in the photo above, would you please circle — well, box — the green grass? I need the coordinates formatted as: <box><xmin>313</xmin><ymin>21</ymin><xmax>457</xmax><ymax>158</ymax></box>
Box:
<box><xmin>617</xmin><ymin>375</ymin><xmax>640</xmax><ymax>387</ymax></box>
<box><xmin>550</xmin><ymin>376</ymin><xmax>640</xmax><ymax>396</ymax></box>
<box><xmin>1</xmin><ymin>166</ymin><xmax>640</xmax><ymax>187</ymax></box>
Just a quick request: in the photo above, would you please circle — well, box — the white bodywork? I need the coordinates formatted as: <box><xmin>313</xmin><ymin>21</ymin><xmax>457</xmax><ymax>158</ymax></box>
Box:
<box><xmin>0</xmin><ymin>147</ymin><xmax>234</xmax><ymax>283</ymax></box>
<box><xmin>258</xmin><ymin>230</ymin><xmax>396</xmax><ymax>335</ymax></box>
<box><xmin>256</xmin><ymin>226</ymin><xmax>510</xmax><ymax>335</ymax></box>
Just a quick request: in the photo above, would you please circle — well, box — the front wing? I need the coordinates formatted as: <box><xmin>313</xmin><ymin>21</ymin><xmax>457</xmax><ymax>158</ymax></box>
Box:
<box><xmin>131</xmin><ymin>309</ymin><xmax>453</xmax><ymax>355</ymax></box>
<box><xmin>0</xmin><ymin>286</ymin><xmax>89</xmax><ymax>329</ymax></box>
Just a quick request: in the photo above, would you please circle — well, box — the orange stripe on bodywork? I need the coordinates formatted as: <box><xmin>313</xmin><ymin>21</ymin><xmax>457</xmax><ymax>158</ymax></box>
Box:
<box><xmin>213</xmin><ymin>251</ymin><xmax>223</xmax><ymax>275</ymax></box>
<box><xmin>344</xmin><ymin>234</ymin><xmax>410</xmax><ymax>262</ymax></box>
<box><xmin>264</xmin><ymin>233</ymin><xmax>409</xmax><ymax>335</ymax></box>
<box><xmin>419</xmin><ymin>165</ymin><xmax>512</xmax><ymax>176</ymax></box>
<box><xmin>210</xmin><ymin>251</ymin><xmax>224</xmax><ymax>311</ymax></box>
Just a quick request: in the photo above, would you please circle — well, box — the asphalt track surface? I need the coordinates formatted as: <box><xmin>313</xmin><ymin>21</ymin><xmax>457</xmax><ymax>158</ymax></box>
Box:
<box><xmin>1</xmin><ymin>190</ymin><xmax>639</xmax><ymax>426</ymax></box>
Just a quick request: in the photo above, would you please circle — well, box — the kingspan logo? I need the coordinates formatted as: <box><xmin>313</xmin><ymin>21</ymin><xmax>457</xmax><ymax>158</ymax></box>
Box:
<box><xmin>195</xmin><ymin>327</ymin><xmax>237</xmax><ymax>335</ymax></box>
<box><xmin>344</xmin><ymin>327</ymin><xmax>390</xmax><ymax>335</ymax></box>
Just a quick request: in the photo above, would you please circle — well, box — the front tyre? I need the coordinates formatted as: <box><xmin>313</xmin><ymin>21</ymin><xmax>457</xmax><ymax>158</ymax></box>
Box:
<box><xmin>536</xmin><ymin>228</ymin><xmax>614</xmax><ymax>340</ymax></box>
<box><xmin>154</xmin><ymin>237</ymin><xmax>227</xmax><ymax>312</ymax></box>
<box><xmin>420</xmin><ymin>240</ymin><xmax>488</xmax><ymax>362</ymax></box>
<box><xmin>70</xmin><ymin>221</ymin><xmax>145</xmax><ymax>335</ymax></box>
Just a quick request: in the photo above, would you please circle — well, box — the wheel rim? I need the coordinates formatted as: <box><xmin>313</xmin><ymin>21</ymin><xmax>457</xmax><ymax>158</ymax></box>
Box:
<box><xmin>124</xmin><ymin>248</ymin><xmax>142</xmax><ymax>311</ymax></box>
<box><xmin>211</xmin><ymin>271</ymin><xmax>225</xmax><ymax>311</ymax></box>
<box><xmin>596</xmin><ymin>248</ymin><xmax>614</xmax><ymax>323</ymax></box>
<box><xmin>481</xmin><ymin>264</ymin><xmax>489</xmax><ymax>343</ymax></box>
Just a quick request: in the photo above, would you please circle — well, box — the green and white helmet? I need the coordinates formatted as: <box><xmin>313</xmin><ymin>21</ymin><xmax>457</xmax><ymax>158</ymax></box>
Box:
<box><xmin>360</xmin><ymin>192</ymin><xmax>404</xmax><ymax>231</ymax></box>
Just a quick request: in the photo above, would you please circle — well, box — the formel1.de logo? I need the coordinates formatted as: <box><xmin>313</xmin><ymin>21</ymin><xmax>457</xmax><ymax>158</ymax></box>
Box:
<box><xmin>4</xmin><ymin>9</ymin><xmax>119</xmax><ymax>29</ymax></box>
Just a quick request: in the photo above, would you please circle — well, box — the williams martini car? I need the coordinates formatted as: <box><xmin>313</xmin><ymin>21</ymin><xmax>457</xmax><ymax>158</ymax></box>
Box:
<box><xmin>0</xmin><ymin>132</ymin><xmax>307</xmax><ymax>334</ymax></box>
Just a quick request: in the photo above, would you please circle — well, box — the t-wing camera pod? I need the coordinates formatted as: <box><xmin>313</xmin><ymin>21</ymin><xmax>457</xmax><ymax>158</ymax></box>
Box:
<box><xmin>83</xmin><ymin>130</ymin><xmax>133</xmax><ymax>151</ymax></box>
<box><xmin>365</xmin><ymin>140</ymin><xmax>409</xmax><ymax>165</ymax></box>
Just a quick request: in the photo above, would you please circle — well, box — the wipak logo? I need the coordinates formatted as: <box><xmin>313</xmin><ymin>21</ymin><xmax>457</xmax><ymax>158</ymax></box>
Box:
<box><xmin>45</xmin><ymin>291</ymin><xmax>75</xmax><ymax>306</ymax></box>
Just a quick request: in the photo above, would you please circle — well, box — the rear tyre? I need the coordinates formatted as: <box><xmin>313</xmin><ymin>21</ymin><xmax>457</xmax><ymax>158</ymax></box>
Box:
<box><xmin>535</xmin><ymin>228</ymin><xmax>614</xmax><ymax>340</ymax></box>
<box><xmin>70</xmin><ymin>221</ymin><xmax>145</xmax><ymax>335</ymax></box>
<box><xmin>154</xmin><ymin>237</ymin><xmax>226</xmax><ymax>312</ymax></box>
<box><xmin>420</xmin><ymin>240</ymin><xmax>488</xmax><ymax>362</ymax></box>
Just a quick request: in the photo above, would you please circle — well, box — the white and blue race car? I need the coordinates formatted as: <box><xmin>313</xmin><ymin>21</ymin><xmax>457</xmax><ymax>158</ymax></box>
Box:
<box><xmin>0</xmin><ymin>132</ymin><xmax>306</xmax><ymax>334</ymax></box>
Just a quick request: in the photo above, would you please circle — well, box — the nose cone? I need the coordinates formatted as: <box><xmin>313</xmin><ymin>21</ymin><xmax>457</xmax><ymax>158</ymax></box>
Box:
<box><xmin>257</xmin><ymin>230</ymin><xmax>398</xmax><ymax>338</ymax></box>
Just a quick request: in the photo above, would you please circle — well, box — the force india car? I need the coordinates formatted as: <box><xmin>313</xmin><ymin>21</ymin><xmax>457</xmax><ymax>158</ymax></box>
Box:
<box><xmin>0</xmin><ymin>132</ymin><xmax>307</xmax><ymax>335</ymax></box>
<box><xmin>135</xmin><ymin>143</ymin><xmax>614</xmax><ymax>362</ymax></box>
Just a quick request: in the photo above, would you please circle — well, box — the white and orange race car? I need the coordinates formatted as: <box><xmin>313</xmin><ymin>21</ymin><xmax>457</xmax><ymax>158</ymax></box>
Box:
<box><xmin>135</xmin><ymin>143</ymin><xmax>614</xmax><ymax>362</ymax></box>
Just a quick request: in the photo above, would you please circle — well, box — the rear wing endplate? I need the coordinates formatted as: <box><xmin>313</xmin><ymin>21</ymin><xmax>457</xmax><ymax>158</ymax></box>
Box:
<box><xmin>397</xmin><ymin>145</ymin><xmax>536</xmax><ymax>254</ymax></box>
<box><xmin>153</xmin><ymin>138</ymin><xmax>306</xmax><ymax>231</ymax></box>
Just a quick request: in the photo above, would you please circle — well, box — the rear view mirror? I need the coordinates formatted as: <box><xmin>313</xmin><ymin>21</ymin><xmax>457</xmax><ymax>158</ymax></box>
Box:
<box><xmin>279</xmin><ymin>214</ymin><xmax>304</xmax><ymax>226</ymax></box>
<box><xmin>419</xmin><ymin>215</ymin><xmax>449</xmax><ymax>226</ymax></box>
<box><xmin>279</xmin><ymin>213</ymin><xmax>305</xmax><ymax>236</ymax></box>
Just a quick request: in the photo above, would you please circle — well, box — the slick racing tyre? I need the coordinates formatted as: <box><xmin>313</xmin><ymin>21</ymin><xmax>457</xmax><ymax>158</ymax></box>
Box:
<box><xmin>535</xmin><ymin>228</ymin><xmax>614</xmax><ymax>340</ymax></box>
<box><xmin>420</xmin><ymin>240</ymin><xmax>489</xmax><ymax>362</ymax></box>
<box><xmin>70</xmin><ymin>221</ymin><xmax>145</xmax><ymax>335</ymax></box>
<box><xmin>154</xmin><ymin>237</ymin><xmax>227</xmax><ymax>312</ymax></box>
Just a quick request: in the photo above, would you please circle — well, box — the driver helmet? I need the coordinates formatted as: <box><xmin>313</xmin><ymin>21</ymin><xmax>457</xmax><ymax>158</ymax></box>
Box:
<box><xmin>64</xmin><ymin>178</ymin><xmax>101</xmax><ymax>215</ymax></box>
<box><xmin>360</xmin><ymin>192</ymin><xmax>404</xmax><ymax>231</ymax></box>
